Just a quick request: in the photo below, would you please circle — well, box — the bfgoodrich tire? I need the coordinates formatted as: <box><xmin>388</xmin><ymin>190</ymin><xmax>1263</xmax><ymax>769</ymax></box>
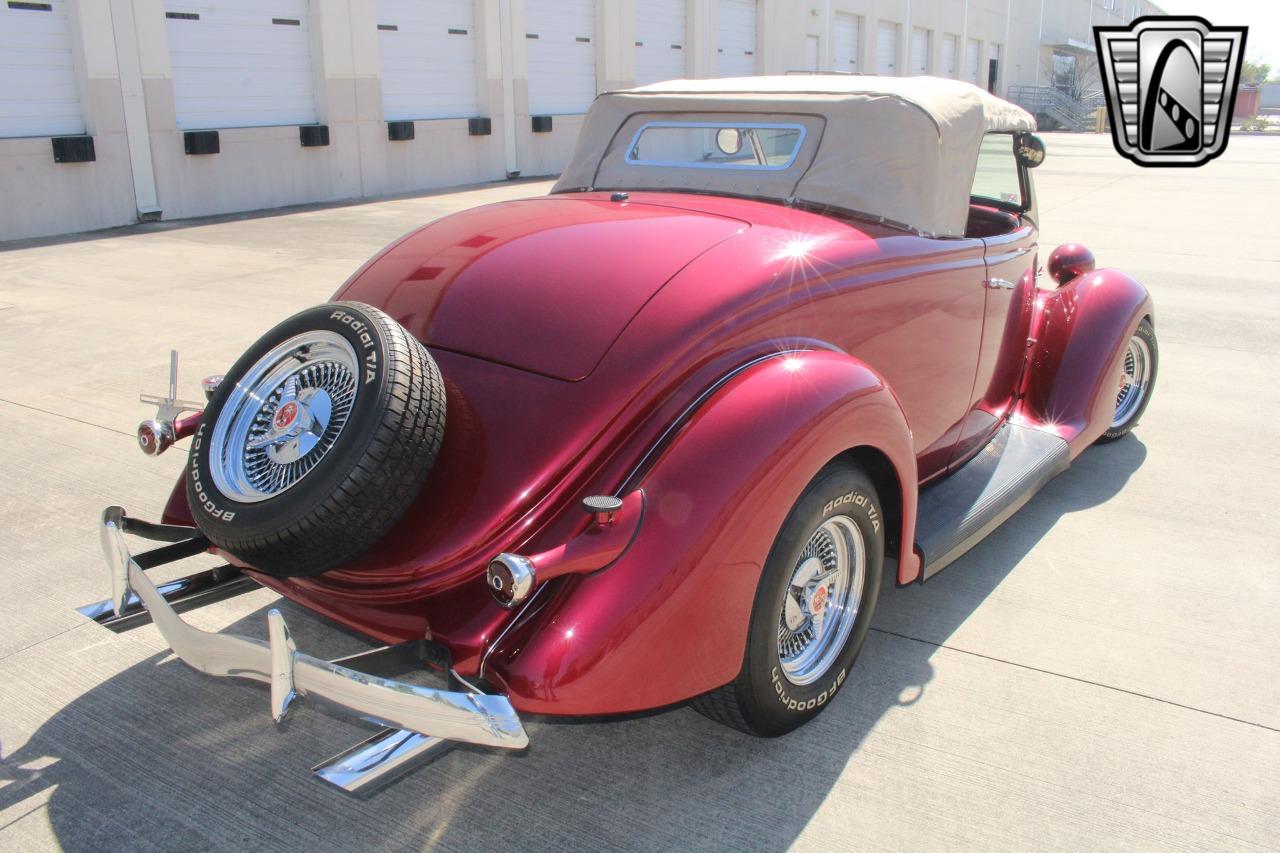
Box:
<box><xmin>186</xmin><ymin>302</ymin><xmax>445</xmax><ymax>577</ymax></box>
<box><xmin>692</xmin><ymin>461</ymin><xmax>884</xmax><ymax>736</ymax></box>
<box><xmin>1097</xmin><ymin>318</ymin><xmax>1157</xmax><ymax>443</ymax></box>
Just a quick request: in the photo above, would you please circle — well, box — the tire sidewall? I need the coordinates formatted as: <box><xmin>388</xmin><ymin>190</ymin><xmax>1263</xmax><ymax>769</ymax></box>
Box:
<box><xmin>186</xmin><ymin>301</ymin><xmax>397</xmax><ymax>541</ymax></box>
<box><xmin>1101</xmin><ymin>318</ymin><xmax>1158</xmax><ymax>441</ymax></box>
<box><xmin>741</xmin><ymin>464</ymin><xmax>885</xmax><ymax>735</ymax></box>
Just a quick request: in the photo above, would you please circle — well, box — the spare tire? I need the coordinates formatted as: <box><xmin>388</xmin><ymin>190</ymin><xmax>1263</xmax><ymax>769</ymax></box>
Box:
<box><xmin>186</xmin><ymin>301</ymin><xmax>446</xmax><ymax>577</ymax></box>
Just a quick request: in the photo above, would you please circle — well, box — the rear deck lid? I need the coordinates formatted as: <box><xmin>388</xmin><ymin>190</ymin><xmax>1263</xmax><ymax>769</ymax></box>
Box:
<box><xmin>344</xmin><ymin>196</ymin><xmax>747</xmax><ymax>381</ymax></box>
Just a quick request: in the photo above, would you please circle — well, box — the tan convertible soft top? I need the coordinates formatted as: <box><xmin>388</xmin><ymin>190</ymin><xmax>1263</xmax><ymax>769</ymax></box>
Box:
<box><xmin>552</xmin><ymin>75</ymin><xmax>1036</xmax><ymax>237</ymax></box>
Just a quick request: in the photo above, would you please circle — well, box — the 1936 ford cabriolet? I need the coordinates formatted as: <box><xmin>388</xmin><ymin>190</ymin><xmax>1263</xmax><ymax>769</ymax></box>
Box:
<box><xmin>80</xmin><ymin>76</ymin><xmax>1157</xmax><ymax>794</ymax></box>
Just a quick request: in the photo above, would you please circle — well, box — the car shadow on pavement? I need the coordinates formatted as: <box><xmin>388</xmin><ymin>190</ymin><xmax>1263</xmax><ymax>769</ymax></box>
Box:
<box><xmin>0</xmin><ymin>438</ymin><xmax>1146</xmax><ymax>852</ymax></box>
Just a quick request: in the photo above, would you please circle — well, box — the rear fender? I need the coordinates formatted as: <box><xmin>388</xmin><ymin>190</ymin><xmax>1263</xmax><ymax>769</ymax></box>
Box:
<box><xmin>1021</xmin><ymin>269</ymin><xmax>1153</xmax><ymax>455</ymax></box>
<box><xmin>484</xmin><ymin>350</ymin><xmax>918</xmax><ymax>715</ymax></box>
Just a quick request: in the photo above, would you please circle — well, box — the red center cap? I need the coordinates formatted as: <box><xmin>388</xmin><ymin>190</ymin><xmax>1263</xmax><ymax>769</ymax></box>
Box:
<box><xmin>810</xmin><ymin>586</ymin><xmax>828</xmax><ymax>615</ymax></box>
<box><xmin>274</xmin><ymin>401</ymin><xmax>299</xmax><ymax>430</ymax></box>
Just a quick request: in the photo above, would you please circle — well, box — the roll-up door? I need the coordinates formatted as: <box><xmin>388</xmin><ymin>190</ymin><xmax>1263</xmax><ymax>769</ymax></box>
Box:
<box><xmin>717</xmin><ymin>0</ymin><xmax>757</xmax><ymax>77</ymax></box>
<box><xmin>0</xmin><ymin>0</ymin><xmax>83</xmax><ymax>137</ymax></box>
<box><xmin>876</xmin><ymin>21</ymin><xmax>898</xmax><ymax>75</ymax></box>
<box><xmin>910</xmin><ymin>28</ymin><xmax>929</xmax><ymax>75</ymax></box>
<box><xmin>526</xmin><ymin>0</ymin><xmax>597</xmax><ymax>114</ymax></box>
<box><xmin>965</xmin><ymin>38</ymin><xmax>981</xmax><ymax>85</ymax></box>
<box><xmin>833</xmin><ymin>13</ymin><xmax>860</xmax><ymax>73</ymax></box>
<box><xmin>164</xmin><ymin>0</ymin><xmax>318</xmax><ymax>129</ymax></box>
<box><xmin>377</xmin><ymin>0</ymin><xmax>479</xmax><ymax>120</ymax></box>
<box><xmin>942</xmin><ymin>34</ymin><xmax>958</xmax><ymax>78</ymax></box>
<box><xmin>636</xmin><ymin>0</ymin><xmax>687</xmax><ymax>85</ymax></box>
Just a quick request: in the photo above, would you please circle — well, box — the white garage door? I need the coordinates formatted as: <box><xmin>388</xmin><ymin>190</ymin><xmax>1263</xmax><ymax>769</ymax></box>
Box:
<box><xmin>965</xmin><ymin>38</ymin><xmax>981</xmax><ymax>85</ymax></box>
<box><xmin>0</xmin><ymin>0</ymin><xmax>83</xmax><ymax>137</ymax></box>
<box><xmin>526</xmin><ymin>0</ymin><xmax>596</xmax><ymax>115</ymax></box>
<box><xmin>717</xmin><ymin>0</ymin><xmax>756</xmax><ymax>78</ymax></box>
<box><xmin>876</xmin><ymin>21</ymin><xmax>898</xmax><ymax>75</ymax></box>
<box><xmin>635</xmin><ymin>0</ymin><xmax>686</xmax><ymax>86</ymax></box>
<box><xmin>910</xmin><ymin>28</ymin><xmax>929</xmax><ymax>75</ymax></box>
<box><xmin>165</xmin><ymin>0</ymin><xmax>318</xmax><ymax>129</ymax></box>
<box><xmin>378</xmin><ymin>0</ymin><xmax>479</xmax><ymax>120</ymax></box>
<box><xmin>941</xmin><ymin>34</ymin><xmax>958</xmax><ymax>78</ymax></box>
<box><xmin>833</xmin><ymin>13</ymin><xmax>860</xmax><ymax>73</ymax></box>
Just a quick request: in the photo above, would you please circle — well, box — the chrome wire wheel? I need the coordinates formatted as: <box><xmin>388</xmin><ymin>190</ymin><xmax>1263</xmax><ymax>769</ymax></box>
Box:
<box><xmin>777</xmin><ymin>515</ymin><xmax>866</xmax><ymax>686</ymax></box>
<box><xmin>208</xmin><ymin>331</ymin><xmax>359</xmax><ymax>503</ymax></box>
<box><xmin>1113</xmin><ymin>333</ymin><xmax>1153</xmax><ymax>429</ymax></box>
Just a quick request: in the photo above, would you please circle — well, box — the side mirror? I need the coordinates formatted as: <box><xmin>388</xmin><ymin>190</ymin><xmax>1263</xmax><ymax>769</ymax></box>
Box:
<box><xmin>715</xmin><ymin>128</ymin><xmax>743</xmax><ymax>156</ymax></box>
<box><xmin>1015</xmin><ymin>133</ymin><xmax>1046</xmax><ymax>168</ymax></box>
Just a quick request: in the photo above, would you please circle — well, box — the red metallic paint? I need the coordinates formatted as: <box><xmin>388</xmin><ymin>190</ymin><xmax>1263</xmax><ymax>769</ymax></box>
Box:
<box><xmin>156</xmin><ymin>194</ymin><xmax>1151</xmax><ymax>715</ymax></box>
<box><xmin>1046</xmin><ymin>243</ymin><xmax>1098</xmax><ymax>286</ymax></box>
<box><xmin>521</xmin><ymin>490</ymin><xmax>644</xmax><ymax>584</ymax></box>
<box><xmin>1020</xmin><ymin>265</ymin><xmax>1153</xmax><ymax>454</ymax></box>
<box><xmin>481</xmin><ymin>350</ymin><xmax>916</xmax><ymax>714</ymax></box>
<box><xmin>950</xmin><ymin>224</ymin><xmax>1038</xmax><ymax>467</ymax></box>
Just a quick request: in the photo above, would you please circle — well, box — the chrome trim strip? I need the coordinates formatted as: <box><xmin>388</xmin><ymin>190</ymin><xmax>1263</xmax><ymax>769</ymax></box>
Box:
<box><xmin>94</xmin><ymin>509</ymin><xmax>528</xmax><ymax>752</ymax></box>
<box><xmin>618</xmin><ymin>349</ymin><xmax>807</xmax><ymax>495</ymax></box>
<box><xmin>478</xmin><ymin>581</ymin><xmax>551</xmax><ymax>679</ymax></box>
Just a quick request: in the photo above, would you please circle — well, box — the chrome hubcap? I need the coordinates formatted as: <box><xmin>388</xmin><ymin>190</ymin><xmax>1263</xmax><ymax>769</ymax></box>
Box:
<box><xmin>1112</xmin><ymin>333</ymin><xmax>1152</xmax><ymax>429</ymax></box>
<box><xmin>778</xmin><ymin>515</ymin><xmax>865</xmax><ymax>686</ymax></box>
<box><xmin>209</xmin><ymin>331</ymin><xmax>359</xmax><ymax>503</ymax></box>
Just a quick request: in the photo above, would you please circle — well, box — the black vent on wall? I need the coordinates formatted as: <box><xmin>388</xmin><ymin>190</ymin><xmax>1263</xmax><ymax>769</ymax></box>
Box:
<box><xmin>468</xmin><ymin>117</ymin><xmax>491</xmax><ymax>136</ymax></box>
<box><xmin>299</xmin><ymin>124</ymin><xmax>330</xmax><ymax>147</ymax></box>
<box><xmin>51</xmin><ymin>135</ymin><xmax>95</xmax><ymax>163</ymax></box>
<box><xmin>531</xmin><ymin>115</ymin><xmax>553</xmax><ymax>133</ymax></box>
<box><xmin>387</xmin><ymin>120</ymin><xmax>415</xmax><ymax>141</ymax></box>
<box><xmin>184</xmin><ymin>130</ymin><xmax>220</xmax><ymax>155</ymax></box>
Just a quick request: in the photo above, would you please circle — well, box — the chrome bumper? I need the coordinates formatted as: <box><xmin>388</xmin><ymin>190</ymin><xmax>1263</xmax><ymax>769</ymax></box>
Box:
<box><xmin>79</xmin><ymin>507</ymin><xmax>528</xmax><ymax>794</ymax></box>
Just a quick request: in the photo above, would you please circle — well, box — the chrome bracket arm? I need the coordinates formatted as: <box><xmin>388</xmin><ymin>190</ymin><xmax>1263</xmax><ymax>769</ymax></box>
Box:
<box><xmin>139</xmin><ymin>350</ymin><xmax>205</xmax><ymax>420</ymax></box>
<box><xmin>80</xmin><ymin>506</ymin><xmax>530</xmax><ymax>795</ymax></box>
<box><xmin>268</xmin><ymin>609</ymin><xmax>298</xmax><ymax>723</ymax></box>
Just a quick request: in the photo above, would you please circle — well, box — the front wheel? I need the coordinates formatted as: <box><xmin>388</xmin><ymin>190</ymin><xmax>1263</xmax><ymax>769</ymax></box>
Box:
<box><xmin>1097</xmin><ymin>318</ymin><xmax>1158</xmax><ymax>443</ymax></box>
<box><xmin>691</xmin><ymin>461</ymin><xmax>884</xmax><ymax>736</ymax></box>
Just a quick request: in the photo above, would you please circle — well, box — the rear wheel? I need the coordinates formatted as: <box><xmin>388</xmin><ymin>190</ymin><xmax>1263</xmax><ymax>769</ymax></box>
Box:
<box><xmin>1098</xmin><ymin>318</ymin><xmax>1157</xmax><ymax>443</ymax></box>
<box><xmin>691</xmin><ymin>461</ymin><xmax>884</xmax><ymax>736</ymax></box>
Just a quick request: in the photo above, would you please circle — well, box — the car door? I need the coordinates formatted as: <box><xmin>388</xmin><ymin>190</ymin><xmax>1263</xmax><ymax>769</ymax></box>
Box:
<box><xmin>949</xmin><ymin>133</ymin><xmax>1038</xmax><ymax>468</ymax></box>
<box><xmin>823</xmin><ymin>232</ymin><xmax>987</xmax><ymax>485</ymax></box>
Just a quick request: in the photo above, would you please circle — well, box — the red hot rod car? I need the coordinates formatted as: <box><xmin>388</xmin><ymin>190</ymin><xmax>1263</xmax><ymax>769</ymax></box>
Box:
<box><xmin>81</xmin><ymin>76</ymin><xmax>1156</xmax><ymax>794</ymax></box>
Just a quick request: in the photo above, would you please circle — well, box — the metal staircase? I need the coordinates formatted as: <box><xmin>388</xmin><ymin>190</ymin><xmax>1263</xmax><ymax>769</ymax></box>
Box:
<box><xmin>1008</xmin><ymin>86</ymin><xmax>1098</xmax><ymax>131</ymax></box>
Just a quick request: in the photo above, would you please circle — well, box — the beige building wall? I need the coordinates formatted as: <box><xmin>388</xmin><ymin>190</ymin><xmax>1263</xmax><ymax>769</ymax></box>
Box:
<box><xmin>0</xmin><ymin>0</ymin><xmax>1157</xmax><ymax>242</ymax></box>
<box><xmin>0</xmin><ymin>1</ymin><xmax>138</xmax><ymax>243</ymax></box>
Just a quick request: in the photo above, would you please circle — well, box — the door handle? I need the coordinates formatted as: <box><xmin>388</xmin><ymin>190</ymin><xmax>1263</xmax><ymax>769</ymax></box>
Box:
<box><xmin>985</xmin><ymin>278</ymin><xmax>1016</xmax><ymax>290</ymax></box>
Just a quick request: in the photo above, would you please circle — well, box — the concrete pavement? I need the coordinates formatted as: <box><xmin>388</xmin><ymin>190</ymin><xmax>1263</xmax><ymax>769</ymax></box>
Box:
<box><xmin>0</xmin><ymin>134</ymin><xmax>1277</xmax><ymax>851</ymax></box>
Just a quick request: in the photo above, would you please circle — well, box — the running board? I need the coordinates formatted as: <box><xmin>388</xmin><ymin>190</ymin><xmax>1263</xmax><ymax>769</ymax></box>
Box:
<box><xmin>916</xmin><ymin>422</ymin><xmax>1070</xmax><ymax>580</ymax></box>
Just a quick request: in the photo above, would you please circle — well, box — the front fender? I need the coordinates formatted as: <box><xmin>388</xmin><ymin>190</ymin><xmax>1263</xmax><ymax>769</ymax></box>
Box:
<box><xmin>1021</xmin><ymin>269</ymin><xmax>1154</xmax><ymax>455</ymax></box>
<box><xmin>484</xmin><ymin>350</ymin><xmax>918</xmax><ymax>715</ymax></box>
